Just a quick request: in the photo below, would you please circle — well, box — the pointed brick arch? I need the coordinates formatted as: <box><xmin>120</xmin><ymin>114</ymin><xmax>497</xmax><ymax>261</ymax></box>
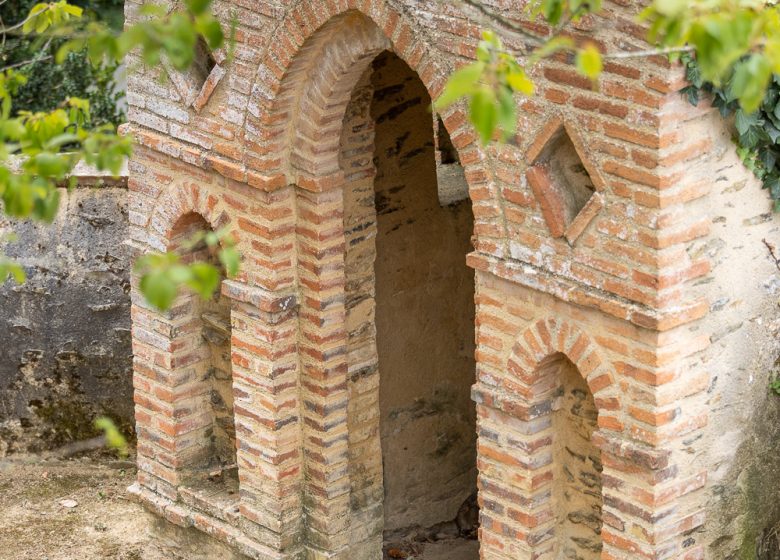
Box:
<box><xmin>473</xmin><ymin>318</ymin><xmax>621</xmax><ymax>558</ymax></box>
<box><xmin>242</xmin><ymin>1</ymin><xmax>495</xmax><ymax>207</ymax></box>
<box><xmin>507</xmin><ymin>318</ymin><xmax>619</xmax><ymax>419</ymax></box>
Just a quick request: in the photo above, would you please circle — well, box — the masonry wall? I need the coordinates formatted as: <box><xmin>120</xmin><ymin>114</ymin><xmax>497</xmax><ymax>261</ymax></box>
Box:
<box><xmin>673</xmin><ymin>108</ymin><xmax>780</xmax><ymax>559</ymax></box>
<box><xmin>369</xmin><ymin>51</ymin><xmax>477</xmax><ymax>532</ymax></box>
<box><xmin>0</xmin><ymin>173</ymin><xmax>133</xmax><ymax>455</ymax></box>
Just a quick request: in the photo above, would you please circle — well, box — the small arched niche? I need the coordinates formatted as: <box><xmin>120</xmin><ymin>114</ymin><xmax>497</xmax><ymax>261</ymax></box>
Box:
<box><xmin>167</xmin><ymin>213</ymin><xmax>237</xmax><ymax>496</ymax></box>
<box><xmin>538</xmin><ymin>352</ymin><xmax>603</xmax><ymax>558</ymax></box>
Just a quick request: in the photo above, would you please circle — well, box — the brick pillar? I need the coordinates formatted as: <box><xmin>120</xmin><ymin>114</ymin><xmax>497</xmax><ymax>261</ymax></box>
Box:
<box><xmin>341</xmin><ymin>70</ymin><xmax>384</xmax><ymax>557</ymax></box>
<box><xmin>131</xmin><ymin>284</ymin><xmax>214</xmax><ymax>501</ymax></box>
<box><xmin>295</xmin><ymin>179</ymin><xmax>353</xmax><ymax>558</ymax></box>
<box><xmin>221</xmin><ymin>280</ymin><xmax>304</xmax><ymax>558</ymax></box>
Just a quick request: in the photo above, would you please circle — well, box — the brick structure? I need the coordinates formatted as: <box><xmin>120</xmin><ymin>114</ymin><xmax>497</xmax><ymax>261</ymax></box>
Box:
<box><xmin>126</xmin><ymin>1</ymin><xmax>780</xmax><ymax>559</ymax></box>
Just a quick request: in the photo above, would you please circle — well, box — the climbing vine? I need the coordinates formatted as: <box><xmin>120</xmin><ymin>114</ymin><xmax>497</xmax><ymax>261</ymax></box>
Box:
<box><xmin>681</xmin><ymin>54</ymin><xmax>780</xmax><ymax>212</ymax></box>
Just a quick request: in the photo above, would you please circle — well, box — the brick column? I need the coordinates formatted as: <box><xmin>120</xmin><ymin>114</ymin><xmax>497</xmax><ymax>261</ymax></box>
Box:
<box><xmin>131</xmin><ymin>283</ymin><xmax>214</xmax><ymax>501</ymax></box>
<box><xmin>221</xmin><ymin>280</ymin><xmax>304</xmax><ymax>558</ymax></box>
<box><xmin>295</xmin><ymin>179</ymin><xmax>353</xmax><ymax>558</ymax></box>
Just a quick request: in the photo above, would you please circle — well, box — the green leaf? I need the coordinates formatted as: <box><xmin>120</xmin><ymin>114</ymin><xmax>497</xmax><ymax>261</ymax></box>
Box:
<box><xmin>218</xmin><ymin>246</ymin><xmax>240</xmax><ymax>278</ymax></box>
<box><xmin>94</xmin><ymin>417</ymin><xmax>128</xmax><ymax>457</ymax></box>
<box><xmin>735</xmin><ymin>110</ymin><xmax>760</xmax><ymax>136</ymax></box>
<box><xmin>23</xmin><ymin>4</ymin><xmax>49</xmax><ymax>34</ymax></box>
<box><xmin>529</xmin><ymin>36</ymin><xmax>574</xmax><ymax>65</ymax></box>
<box><xmin>506</xmin><ymin>70</ymin><xmax>535</xmax><ymax>96</ymax></box>
<box><xmin>62</xmin><ymin>3</ymin><xmax>83</xmax><ymax>17</ymax></box>
<box><xmin>740</xmin><ymin>126</ymin><xmax>763</xmax><ymax>150</ymax></box>
<box><xmin>575</xmin><ymin>44</ymin><xmax>603</xmax><ymax>81</ymax></box>
<box><xmin>35</xmin><ymin>188</ymin><xmax>60</xmax><ymax>223</ymax></box>
<box><xmin>653</xmin><ymin>0</ymin><xmax>686</xmax><ymax>17</ymax></box>
<box><xmin>730</xmin><ymin>55</ymin><xmax>773</xmax><ymax>113</ymax></box>
<box><xmin>186</xmin><ymin>0</ymin><xmax>213</xmax><ymax>15</ymax></box>
<box><xmin>681</xmin><ymin>85</ymin><xmax>700</xmax><ymax>106</ymax></box>
<box><xmin>540</xmin><ymin>0</ymin><xmax>565</xmax><ymax>25</ymax></box>
<box><xmin>497</xmin><ymin>87</ymin><xmax>517</xmax><ymax>140</ymax></box>
<box><xmin>759</xmin><ymin>147</ymin><xmax>777</xmax><ymax>170</ymax></box>
<box><xmin>0</xmin><ymin>258</ymin><xmax>26</xmax><ymax>285</ymax></box>
<box><xmin>435</xmin><ymin>62</ymin><xmax>486</xmax><ymax>110</ymax></box>
<box><xmin>196</xmin><ymin>16</ymin><xmax>224</xmax><ymax>49</ymax></box>
<box><xmin>470</xmin><ymin>85</ymin><xmax>497</xmax><ymax>145</ymax></box>
<box><xmin>765</xmin><ymin>123</ymin><xmax>780</xmax><ymax>144</ymax></box>
<box><xmin>187</xmin><ymin>262</ymin><xmax>220</xmax><ymax>299</ymax></box>
<box><xmin>139</xmin><ymin>271</ymin><xmax>178</xmax><ymax>311</ymax></box>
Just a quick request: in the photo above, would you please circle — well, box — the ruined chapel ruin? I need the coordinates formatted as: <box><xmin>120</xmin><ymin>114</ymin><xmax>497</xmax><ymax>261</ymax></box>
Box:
<box><xmin>122</xmin><ymin>1</ymin><xmax>780</xmax><ymax>559</ymax></box>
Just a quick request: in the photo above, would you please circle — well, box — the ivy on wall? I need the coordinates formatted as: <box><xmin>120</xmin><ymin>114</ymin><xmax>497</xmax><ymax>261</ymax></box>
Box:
<box><xmin>681</xmin><ymin>53</ymin><xmax>780</xmax><ymax>211</ymax></box>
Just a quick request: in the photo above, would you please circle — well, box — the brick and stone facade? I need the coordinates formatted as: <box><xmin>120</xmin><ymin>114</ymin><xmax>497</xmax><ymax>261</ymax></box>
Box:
<box><xmin>125</xmin><ymin>1</ymin><xmax>780</xmax><ymax>559</ymax></box>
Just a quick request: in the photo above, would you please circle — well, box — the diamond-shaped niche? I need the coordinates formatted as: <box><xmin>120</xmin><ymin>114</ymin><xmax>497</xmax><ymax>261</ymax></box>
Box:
<box><xmin>167</xmin><ymin>37</ymin><xmax>226</xmax><ymax>113</ymax></box>
<box><xmin>525</xmin><ymin>118</ymin><xmax>605</xmax><ymax>244</ymax></box>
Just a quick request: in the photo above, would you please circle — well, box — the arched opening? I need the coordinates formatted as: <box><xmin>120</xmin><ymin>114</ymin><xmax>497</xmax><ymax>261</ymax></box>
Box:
<box><xmin>539</xmin><ymin>353</ymin><xmax>603</xmax><ymax>558</ymax></box>
<box><xmin>340</xmin><ymin>50</ymin><xmax>478</xmax><ymax>559</ymax></box>
<box><xmin>167</xmin><ymin>213</ymin><xmax>237</xmax><ymax>498</ymax></box>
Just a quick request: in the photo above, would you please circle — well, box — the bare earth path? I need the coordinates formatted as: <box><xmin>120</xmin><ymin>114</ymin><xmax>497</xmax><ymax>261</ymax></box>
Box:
<box><xmin>0</xmin><ymin>454</ymin><xmax>240</xmax><ymax>560</ymax></box>
<box><xmin>0</xmin><ymin>453</ymin><xmax>479</xmax><ymax>560</ymax></box>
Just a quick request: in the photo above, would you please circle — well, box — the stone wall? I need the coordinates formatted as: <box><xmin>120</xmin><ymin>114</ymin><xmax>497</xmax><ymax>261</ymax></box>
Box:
<box><xmin>123</xmin><ymin>1</ymin><xmax>780</xmax><ymax>559</ymax></box>
<box><xmin>0</xmin><ymin>167</ymin><xmax>132</xmax><ymax>455</ymax></box>
<box><xmin>370</xmin><ymin>51</ymin><xmax>477</xmax><ymax>533</ymax></box>
<box><xmin>679</xmin><ymin>110</ymin><xmax>780</xmax><ymax>559</ymax></box>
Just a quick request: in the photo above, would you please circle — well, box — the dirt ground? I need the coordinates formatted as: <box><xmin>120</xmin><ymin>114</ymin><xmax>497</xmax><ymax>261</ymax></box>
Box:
<box><xmin>0</xmin><ymin>452</ymin><xmax>478</xmax><ymax>560</ymax></box>
<box><xmin>0</xmin><ymin>452</ymin><xmax>242</xmax><ymax>560</ymax></box>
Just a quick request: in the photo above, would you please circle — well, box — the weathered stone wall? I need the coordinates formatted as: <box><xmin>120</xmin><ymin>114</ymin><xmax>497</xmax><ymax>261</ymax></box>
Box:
<box><xmin>0</xmin><ymin>171</ymin><xmax>132</xmax><ymax>455</ymax></box>
<box><xmin>370</xmin><ymin>51</ymin><xmax>476</xmax><ymax>532</ymax></box>
<box><xmin>676</xmin><ymin>109</ymin><xmax>780</xmax><ymax>559</ymax></box>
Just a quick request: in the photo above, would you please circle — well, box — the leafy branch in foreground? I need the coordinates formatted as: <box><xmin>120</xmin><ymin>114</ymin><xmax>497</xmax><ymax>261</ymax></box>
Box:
<box><xmin>134</xmin><ymin>228</ymin><xmax>240</xmax><ymax>311</ymax></box>
<box><xmin>1</xmin><ymin>0</ymin><xmax>125</xmax><ymax>129</ymax></box>
<box><xmin>0</xmin><ymin>0</ymin><xmax>239</xmax><ymax>309</ymax></box>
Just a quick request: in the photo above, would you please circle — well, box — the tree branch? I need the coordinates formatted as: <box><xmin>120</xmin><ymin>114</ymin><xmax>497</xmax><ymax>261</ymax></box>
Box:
<box><xmin>763</xmin><ymin>238</ymin><xmax>780</xmax><ymax>272</ymax></box>
<box><xmin>450</xmin><ymin>0</ymin><xmax>695</xmax><ymax>63</ymax></box>
<box><xmin>0</xmin><ymin>54</ymin><xmax>52</xmax><ymax>72</ymax></box>
<box><xmin>0</xmin><ymin>9</ymin><xmax>41</xmax><ymax>35</ymax></box>
<box><xmin>604</xmin><ymin>45</ymin><xmax>694</xmax><ymax>59</ymax></box>
<box><xmin>454</xmin><ymin>0</ymin><xmax>547</xmax><ymax>49</ymax></box>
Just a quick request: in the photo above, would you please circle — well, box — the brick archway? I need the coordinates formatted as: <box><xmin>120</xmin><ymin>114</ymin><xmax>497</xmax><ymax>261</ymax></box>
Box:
<box><xmin>147</xmin><ymin>181</ymin><xmax>229</xmax><ymax>248</ymax></box>
<box><xmin>130</xmin><ymin>186</ymin><xmax>239</xmax><ymax>521</ymax></box>
<box><xmin>500</xmin><ymin>318</ymin><xmax>618</xmax><ymax>558</ymax></box>
<box><xmin>250</xmin><ymin>8</ymin><xmax>492</xmax><ymax>558</ymax></box>
<box><xmin>473</xmin><ymin>317</ymin><xmax>696</xmax><ymax>560</ymax></box>
<box><xmin>242</xmin><ymin>2</ymin><xmax>496</xmax><ymax>209</ymax></box>
<box><xmin>506</xmin><ymin>318</ymin><xmax>618</xmax><ymax>407</ymax></box>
